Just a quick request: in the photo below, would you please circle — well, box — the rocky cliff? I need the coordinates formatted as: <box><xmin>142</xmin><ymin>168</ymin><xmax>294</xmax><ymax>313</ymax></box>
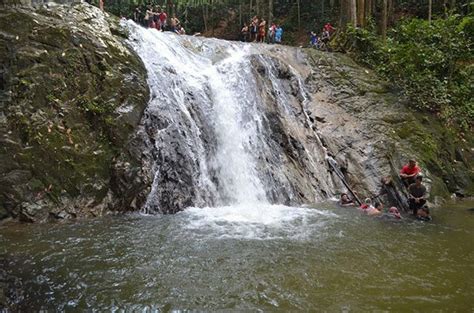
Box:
<box><xmin>0</xmin><ymin>3</ymin><xmax>149</xmax><ymax>222</ymax></box>
<box><xmin>0</xmin><ymin>3</ymin><xmax>472</xmax><ymax>223</ymax></box>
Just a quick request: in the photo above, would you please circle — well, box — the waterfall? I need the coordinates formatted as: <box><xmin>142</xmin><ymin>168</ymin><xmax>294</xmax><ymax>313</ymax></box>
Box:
<box><xmin>125</xmin><ymin>22</ymin><xmax>337</xmax><ymax>214</ymax></box>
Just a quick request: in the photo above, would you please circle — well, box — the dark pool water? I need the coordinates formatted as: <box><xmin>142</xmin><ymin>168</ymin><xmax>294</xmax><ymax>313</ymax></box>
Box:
<box><xmin>1</xmin><ymin>200</ymin><xmax>473</xmax><ymax>311</ymax></box>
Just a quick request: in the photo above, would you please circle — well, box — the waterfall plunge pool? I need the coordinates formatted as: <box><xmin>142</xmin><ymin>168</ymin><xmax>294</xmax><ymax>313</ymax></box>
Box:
<box><xmin>1</xmin><ymin>200</ymin><xmax>473</xmax><ymax>311</ymax></box>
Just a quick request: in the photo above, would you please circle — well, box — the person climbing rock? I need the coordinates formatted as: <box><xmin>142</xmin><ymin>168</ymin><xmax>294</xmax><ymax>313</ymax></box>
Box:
<box><xmin>339</xmin><ymin>193</ymin><xmax>355</xmax><ymax>207</ymax></box>
<box><xmin>400</xmin><ymin>159</ymin><xmax>421</xmax><ymax>187</ymax></box>
<box><xmin>408</xmin><ymin>175</ymin><xmax>427</xmax><ymax>216</ymax></box>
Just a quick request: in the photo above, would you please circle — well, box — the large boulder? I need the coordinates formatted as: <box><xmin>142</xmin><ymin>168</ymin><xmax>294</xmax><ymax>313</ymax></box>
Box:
<box><xmin>0</xmin><ymin>3</ymin><xmax>150</xmax><ymax>222</ymax></box>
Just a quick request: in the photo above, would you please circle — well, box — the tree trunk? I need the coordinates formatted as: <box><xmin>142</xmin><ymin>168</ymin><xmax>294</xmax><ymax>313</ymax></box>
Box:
<box><xmin>249</xmin><ymin>0</ymin><xmax>253</xmax><ymax>17</ymax></box>
<box><xmin>350</xmin><ymin>0</ymin><xmax>357</xmax><ymax>27</ymax></box>
<box><xmin>202</xmin><ymin>3</ymin><xmax>208</xmax><ymax>32</ymax></box>
<box><xmin>340</xmin><ymin>0</ymin><xmax>348</xmax><ymax>29</ymax></box>
<box><xmin>357</xmin><ymin>0</ymin><xmax>365</xmax><ymax>27</ymax></box>
<box><xmin>239</xmin><ymin>0</ymin><xmax>242</xmax><ymax>26</ymax></box>
<box><xmin>268</xmin><ymin>0</ymin><xmax>273</xmax><ymax>27</ymax></box>
<box><xmin>321</xmin><ymin>0</ymin><xmax>325</xmax><ymax>21</ymax></box>
<box><xmin>211</xmin><ymin>0</ymin><xmax>214</xmax><ymax>36</ymax></box>
<box><xmin>428</xmin><ymin>0</ymin><xmax>432</xmax><ymax>23</ymax></box>
<box><xmin>382</xmin><ymin>0</ymin><xmax>387</xmax><ymax>41</ymax></box>
<box><xmin>450</xmin><ymin>0</ymin><xmax>456</xmax><ymax>12</ymax></box>
<box><xmin>296</xmin><ymin>0</ymin><xmax>301</xmax><ymax>29</ymax></box>
<box><xmin>388</xmin><ymin>0</ymin><xmax>394</xmax><ymax>26</ymax></box>
<box><xmin>365</xmin><ymin>0</ymin><xmax>372</xmax><ymax>23</ymax></box>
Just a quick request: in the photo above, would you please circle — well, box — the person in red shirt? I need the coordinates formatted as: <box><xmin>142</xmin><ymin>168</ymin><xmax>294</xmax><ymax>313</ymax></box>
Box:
<box><xmin>159</xmin><ymin>10</ymin><xmax>168</xmax><ymax>31</ymax></box>
<box><xmin>400</xmin><ymin>159</ymin><xmax>421</xmax><ymax>187</ymax></box>
<box><xmin>324</xmin><ymin>23</ymin><xmax>335</xmax><ymax>34</ymax></box>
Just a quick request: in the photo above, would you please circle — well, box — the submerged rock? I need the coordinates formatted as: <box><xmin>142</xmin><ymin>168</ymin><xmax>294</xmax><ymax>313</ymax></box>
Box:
<box><xmin>0</xmin><ymin>3</ymin><xmax>149</xmax><ymax>222</ymax></box>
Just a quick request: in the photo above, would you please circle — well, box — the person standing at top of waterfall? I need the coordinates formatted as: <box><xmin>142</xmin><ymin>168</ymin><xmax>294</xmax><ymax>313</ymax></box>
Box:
<box><xmin>144</xmin><ymin>5</ymin><xmax>154</xmax><ymax>28</ymax></box>
<box><xmin>170</xmin><ymin>15</ymin><xmax>180</xmax><ymax>33</ymax></box>
<box><xmin>153</xmin><ymin>6</ymin><xmax>161</xmax><ymax>31</ymax></box>
<box><xmin>241</xmin><ymin>23</ymin><xmax>249</xmax><ymax>42</ymax></box>
<box><xmin>268</xmin><ymin>23</ymin><xmax>276</xmax><ymax>43</ymax></box>
<box><xmin>133</xmin><ymin>6</ymin><xmax>142</xmax><ymax>24</ymax></box>
<box><xmin>258</xmin><ymin>19</ymin><xmax>266</xmax><ymax>43</ymax></box>
<box><xmin>250</xmin><ymin>17</ymin><xmax>259</xmax><ymax>42</ymax></box>
<box><xmin>399</xmin><ymin>159</ymin><xmax>421</xmax><ymax>187</ymax></box>
<box><xmin>275</xmin><ymin>25</ymin><xmax>283</xmax><ymax>43</ymax></box>
<box><xmin>408</xmin><ymin>175</ymin><xmax>427</xmax><ymax>216</ymax></box>
<box><xmin>159</xmin><ymin>9</ymin><xmax>168</xmax><ymax>31</ymax></box>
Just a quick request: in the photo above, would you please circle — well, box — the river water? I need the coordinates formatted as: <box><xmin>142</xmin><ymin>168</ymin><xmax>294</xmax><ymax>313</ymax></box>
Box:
<box><xmin>1</xmin><ymin>200</ymin><xmax>473</xmax><ymax>311</ymax></box>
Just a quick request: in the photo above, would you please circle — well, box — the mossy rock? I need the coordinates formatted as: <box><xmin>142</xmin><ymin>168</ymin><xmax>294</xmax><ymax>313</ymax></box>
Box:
<box><xmin>0</xmin><ymin>3</ymin><xmax>149</xmax><ymax>222</ymax></box>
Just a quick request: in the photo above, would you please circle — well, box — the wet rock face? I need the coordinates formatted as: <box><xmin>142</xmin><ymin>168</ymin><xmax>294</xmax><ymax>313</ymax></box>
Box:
<box><xmin>0</xmin><ymin>3</ymin><xmax>149</xmax><ymax>222</ymax></box>
<box><xmin>303</xmin><ymin>49</ymin><xmax>474</xmax><ymax>200</ymax></box>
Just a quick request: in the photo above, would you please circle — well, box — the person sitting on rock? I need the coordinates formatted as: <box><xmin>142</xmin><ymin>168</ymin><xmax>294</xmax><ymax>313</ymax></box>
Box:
<box><xmin>408</xmin><ymin>175</ymin><xmax>427</xmax><ymax>216</ymax></box>
<box><xmin>416</xmin><ymin>206</ymin><xmax>432</xmax><ymax>221</ymax></box>
<box><xmin>400</xmin><ymin>159</ymin><xmax>421</xmax><ymax>187</ymax></box>
<box><xmin>339</xmin><ymin>193</ymin><xmax>356</xmax><ymax>207</ymax></box>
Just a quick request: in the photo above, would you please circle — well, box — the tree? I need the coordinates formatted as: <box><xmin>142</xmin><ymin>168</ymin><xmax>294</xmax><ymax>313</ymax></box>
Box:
<box><xmin>382</xmin><ymin>0</ymin><xmax>388</xmax><ymax>41</ymax></box>
<box><xmin>428</xmin><ymin>0</ymin><xmax>432</xmax><ymax>23</ymax></box>
<box><xmin>268</xmin><ymin>0</ymin><xmax>273</xmax><ymax>28</ymax></box>
<box><xmin>350</xmin><ymin>0</ymin><xmax>357</xmax><ymax>27</ymax></box>
<box><xmin>357</xmin><ymin>0</ymin><xmax>365</xmax><ymax>27</ymax></box>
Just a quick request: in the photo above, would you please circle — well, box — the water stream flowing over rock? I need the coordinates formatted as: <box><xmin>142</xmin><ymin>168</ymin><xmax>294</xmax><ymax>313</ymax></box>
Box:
<box><xmin>125</xmin><ymin>22</ymin><xmax>341</xmax><ymax>213</ymax></box>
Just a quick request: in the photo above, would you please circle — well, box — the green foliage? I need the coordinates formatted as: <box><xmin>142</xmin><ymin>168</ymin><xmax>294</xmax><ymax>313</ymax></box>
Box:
<box><xmin>340</xmin><ymin>14</ymin><xmax>474</xmax><ymax>131</ymax></box>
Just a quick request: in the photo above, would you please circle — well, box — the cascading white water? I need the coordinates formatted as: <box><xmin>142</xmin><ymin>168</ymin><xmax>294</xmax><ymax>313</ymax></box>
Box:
<box><xmin>125</xmin><ymin>22</ymin><xmax>339</xmax><ymax>232</ymax></box>
<box><xmin>205</xmin><ymin>50</ymin><xmax>268</xmax><ymax>205</ymax></box>
<box><xmin>126</xmin><ymin>22</ymin><xmax>268</xmax><ymax>207</ymax></box>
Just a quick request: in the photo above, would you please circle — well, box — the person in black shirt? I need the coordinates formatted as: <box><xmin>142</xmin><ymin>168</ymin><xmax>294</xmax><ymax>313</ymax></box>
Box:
<box><xmin>408</xmin><ymin>175</ymin><xmax>427</xmax><ymax>216</ymax></box>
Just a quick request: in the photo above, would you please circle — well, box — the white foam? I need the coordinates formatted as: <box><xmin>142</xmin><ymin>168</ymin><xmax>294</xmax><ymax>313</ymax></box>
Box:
<box><xmin>179</xmin><ymin>204</ymin><xmax>338</xmax><ymax>240</ymax></box>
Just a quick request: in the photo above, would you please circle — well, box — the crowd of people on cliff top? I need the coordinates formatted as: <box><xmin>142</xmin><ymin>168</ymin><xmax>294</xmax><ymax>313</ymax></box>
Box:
<box><xmin>309</xmin><ymin>22</ymin><xmax>335</xmax><ymax>50</ymax></box>
<box><xmin>339</xmin><ymin>159</ymin><xmax>431</xmax><ymax>222</ymax></box>
<box><xmin>132</xmin><ymin>5</ymin><xmax>186</xmax><ymax>35</ymax></box>
<box><xmin>240</xmin><ymin>16</ymin><xmax>283</xmax><ymax>44</ymax></box>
